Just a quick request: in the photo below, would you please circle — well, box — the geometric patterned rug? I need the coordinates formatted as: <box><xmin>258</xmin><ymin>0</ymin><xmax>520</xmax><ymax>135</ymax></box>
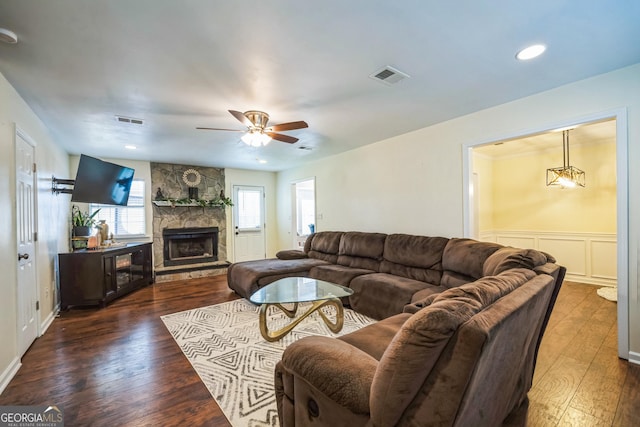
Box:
<box><xmin>161</xmin><ymin>299</ymin><xmax>376</xmax><ymax>427</ymax></box>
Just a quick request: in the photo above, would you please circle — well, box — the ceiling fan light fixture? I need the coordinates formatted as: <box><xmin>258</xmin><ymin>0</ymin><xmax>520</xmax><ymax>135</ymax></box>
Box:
<box><xmin>241</xmin><ymin>130</ymin><xmax>271</xmax><ymax>147</ymax></box>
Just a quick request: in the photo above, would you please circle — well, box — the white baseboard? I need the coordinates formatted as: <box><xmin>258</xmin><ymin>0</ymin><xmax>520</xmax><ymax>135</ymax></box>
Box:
<box><xmin>627</xmin><ymin>351</ymin><xmax>640</xmax><ymax>365</ymax></box>
<box><xmin>40</xmin><ymin>305</ymin><xmax>59</xmax><ymax>336</ymax></box>
<box><xmin>0</xmin><ymin>357</ymin><xmax>21</xmax><ymax>395</ymax></box>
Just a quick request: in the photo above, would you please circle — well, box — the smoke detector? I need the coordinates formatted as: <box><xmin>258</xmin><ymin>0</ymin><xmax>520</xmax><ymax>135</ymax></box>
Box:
<box><xmin>0</xmin><ymin>28</ymin><xmax>18</xmax><ymax>44</ymax></box>
<box><xmin>369</xmin><ymin>66</ymin><xmax>410</xmax><ymax>85</ymax></box>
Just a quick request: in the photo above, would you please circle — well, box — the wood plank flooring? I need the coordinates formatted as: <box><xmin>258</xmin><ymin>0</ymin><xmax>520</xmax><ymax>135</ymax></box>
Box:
<box><xmin>0</xmin><ymin>277</ymin><xmax>638</xmax><ymax>426</ymax></box>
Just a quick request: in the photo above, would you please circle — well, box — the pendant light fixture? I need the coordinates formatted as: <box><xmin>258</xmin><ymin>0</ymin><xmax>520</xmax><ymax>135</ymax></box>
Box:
<box><xmin>546</xmin><ymin>129</ymin><xmax>585</xmax><ymax>188</ymax></box>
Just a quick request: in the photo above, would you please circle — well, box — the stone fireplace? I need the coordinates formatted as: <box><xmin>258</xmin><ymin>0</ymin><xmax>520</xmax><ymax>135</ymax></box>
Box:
<box><xmin>162</xmin><ymin>227</ymin><xmax>218</xmax><ymax>266</ymax></box>
<box><xmin>151</xmin><ymin>162</ymin><xmax>229</xmax><ymax>282</ymax></box>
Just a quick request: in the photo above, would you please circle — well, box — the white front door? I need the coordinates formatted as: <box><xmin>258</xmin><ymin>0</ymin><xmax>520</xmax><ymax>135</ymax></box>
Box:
<box><xmin>233</xmin><ymin>185</ymin><xmax>266</xmax><ymax>262</ymax></box>
<box><xmin>16</xmin><ymin>129</ymin><xmax>38</xmax><ymax>357</ymax></box>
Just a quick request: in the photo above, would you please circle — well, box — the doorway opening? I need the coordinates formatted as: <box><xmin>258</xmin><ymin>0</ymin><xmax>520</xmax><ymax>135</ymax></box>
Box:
<box><xmin>291</xmin><ymin>178</ymin><xmax>316</xmax><ymax>249</ymax></box>
<box><xmin>463</xmin><ymin>109</ymin><xmax>629</xmax><ymax>360</ymax></box>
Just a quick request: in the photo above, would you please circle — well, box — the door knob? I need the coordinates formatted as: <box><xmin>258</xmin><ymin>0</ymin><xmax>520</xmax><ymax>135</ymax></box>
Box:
<box><xmin>18</xmin><ymin>253</ymin><xmax>29</xmax><ymax>260</ymax></box>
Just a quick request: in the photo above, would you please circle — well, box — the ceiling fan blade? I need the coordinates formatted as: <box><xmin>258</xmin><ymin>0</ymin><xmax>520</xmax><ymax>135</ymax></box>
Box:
<box><xmin>266</xmin><ymin>132</ymin><xmax>298</xmax><ymax>144</ymax></box>
<box><xmin>268</xmin><ymin>121</ymin><xmax>309</xmax><ymax>132</ymax></box>
<box><xmin>196</xmin><ymin>127</ymin><xmax>244</xmax><ymax>131</ymax></box>
<box><xmin>229</xmin><ymin>110</ymin><xmax>253</xmax><ymax>127</ymax></box>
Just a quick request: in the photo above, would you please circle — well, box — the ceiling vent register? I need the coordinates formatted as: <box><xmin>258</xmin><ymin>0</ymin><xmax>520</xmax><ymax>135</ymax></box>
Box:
<box><xmin>369</xmin><ymin>66</ymin><xmax>410</xmax><ymax>85</ymax></box>
<box><xmin>116</xmin><ymin>116</ymin><xmax>144</xmax><ymax>125</ymax></box>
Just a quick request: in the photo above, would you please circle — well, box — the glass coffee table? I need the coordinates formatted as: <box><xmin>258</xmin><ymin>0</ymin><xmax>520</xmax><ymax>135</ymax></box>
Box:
<box><xmin>249</xmin><ymin>277</ymin><xmax>354</xmax><ymax>342</ymax></box>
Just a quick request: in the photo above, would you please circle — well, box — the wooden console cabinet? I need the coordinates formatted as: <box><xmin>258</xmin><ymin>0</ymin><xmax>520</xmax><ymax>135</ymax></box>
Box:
<box><xmin>58</xmin><ymin>242</ymin><xmax>153</xmax><ymax>309</ymax></box>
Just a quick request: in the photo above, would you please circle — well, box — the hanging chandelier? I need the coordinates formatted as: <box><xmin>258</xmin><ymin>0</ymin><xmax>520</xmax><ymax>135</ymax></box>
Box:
<box><xmin>546</xmin><ymin>130</ymin><xmax>585</xmax><ymax>188</ymax></box>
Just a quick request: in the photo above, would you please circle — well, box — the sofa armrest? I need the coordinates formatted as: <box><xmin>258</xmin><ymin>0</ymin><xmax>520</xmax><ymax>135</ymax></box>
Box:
<box><xmin>276</xmin><ymin>249</ymin><xmax>308</xmax><ymax>260</ymax></box>
<box><xmin>278</xmin><ymin>336</ymin><xmax>378</xmax><ymax>414</ymax></box>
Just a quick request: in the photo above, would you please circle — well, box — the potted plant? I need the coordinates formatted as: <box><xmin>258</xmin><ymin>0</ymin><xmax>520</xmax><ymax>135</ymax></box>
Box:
<box><xmin>72</xmin><ymin>205</ymin><xmax>100</xmax><ymax>237</ymax></box>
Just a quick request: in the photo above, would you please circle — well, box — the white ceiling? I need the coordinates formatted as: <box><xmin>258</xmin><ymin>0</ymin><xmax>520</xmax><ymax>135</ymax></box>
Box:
<box><xmin>474</xmin><ymin>118</ymin><xmax>616</xmax><ymax>159</ymax></box>
<box><xmin>0</xmin><ymin>1</ymin><xmax>639</xmax><ymax>172</ymax></box>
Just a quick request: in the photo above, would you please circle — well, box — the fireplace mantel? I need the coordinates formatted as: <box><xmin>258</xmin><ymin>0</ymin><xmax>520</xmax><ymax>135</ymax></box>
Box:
<box><xmin>152</xmin><ymin>200</ymin><xmax>227</xmax><ymax>207</ymax></box>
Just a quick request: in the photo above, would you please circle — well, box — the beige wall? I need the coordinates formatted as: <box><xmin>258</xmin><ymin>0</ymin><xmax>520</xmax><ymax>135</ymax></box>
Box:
<box><xmin>478</xmin><ymin>140</ymin><xmax>616</xmax><ymax>233</ymax></box>
<box><xmin>276</xmin><ymin>63</ymin><xmax>640</xmax><ymax>358</ymax></box>
<box><xmin>0</xmin><ymin>71</ymin><xmax>69</xmax><ymax>389</ymax></box>
<box><xmin>473</xmin><ymin>154</ymin><xmax>494</xmax><ymax>233</ymax></box>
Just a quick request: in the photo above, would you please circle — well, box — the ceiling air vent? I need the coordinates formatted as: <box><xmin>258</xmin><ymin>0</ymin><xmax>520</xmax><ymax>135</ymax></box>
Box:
<box><xmin>369</xmin><ymin>66</ymin><xmax>410</xmax><ymax>86</ymax></box>
<box><xmin>115</xmin><ymin>115</ymin><xmax>144</xmax><ymax>125</ymax></box>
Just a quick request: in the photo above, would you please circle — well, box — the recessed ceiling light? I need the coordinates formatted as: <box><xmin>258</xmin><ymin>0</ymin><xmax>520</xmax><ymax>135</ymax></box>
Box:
<box><xmin>0</xmin><ymin>28</ymin><xmax>18</xmax><ymax>44</ymax></box>
<box><xmin>516</xmin><ymin>44</ymin><xmax>546</xmax><ymax>61</ymax></box>
<box><xmin>257</xmin><ymin>159</ymin><xmax>267</xmax><ymax>164</ymax></box>
<box><xmin>125</xmin><ymin>145</ymin><xmax>136</xmax><ymax>150</ymax></box>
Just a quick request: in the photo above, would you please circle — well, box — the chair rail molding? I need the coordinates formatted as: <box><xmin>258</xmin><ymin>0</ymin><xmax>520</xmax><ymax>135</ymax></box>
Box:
<box><xmin>479</xmin><ymin>230</ymin><xmax>617</xmax><ymax>287</ymax></box>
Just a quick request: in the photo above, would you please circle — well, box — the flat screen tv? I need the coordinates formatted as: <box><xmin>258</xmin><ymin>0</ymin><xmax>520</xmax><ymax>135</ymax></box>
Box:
<box><xmin>71</xmin><ymin>155</ymin><xmax>135</xmax><ymax>206</ymax></box>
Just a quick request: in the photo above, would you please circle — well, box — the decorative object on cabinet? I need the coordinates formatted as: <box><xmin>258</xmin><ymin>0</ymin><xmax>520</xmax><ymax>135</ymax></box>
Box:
<box><xmin>71</xmin><ymin>204</ymin><xmax>100</xmax><ymax>237</ymax></box>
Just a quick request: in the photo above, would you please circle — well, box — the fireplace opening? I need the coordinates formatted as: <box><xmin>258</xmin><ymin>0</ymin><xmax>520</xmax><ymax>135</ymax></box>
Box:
<box><xmin>163</xmin><ymin>227</ymin><xmax>218</xmax><ymax>266</ymax></box>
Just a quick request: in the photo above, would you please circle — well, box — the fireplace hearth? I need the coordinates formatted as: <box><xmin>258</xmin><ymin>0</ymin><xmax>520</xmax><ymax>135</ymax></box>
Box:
<box><xmin>163</xmin><ymin>227</ymin><xmax>218</xmax><ymax>266</ymax></box>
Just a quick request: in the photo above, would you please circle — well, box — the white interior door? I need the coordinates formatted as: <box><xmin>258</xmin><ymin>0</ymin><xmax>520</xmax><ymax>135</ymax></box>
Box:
<box><xmin>16</xmin><ymin>129</ymin><xmax>38</xmax><ymax>357</ymax></box>
<box><xmin>233</xmin><ymin>185</ymin><xmax>266</xmax><ymax>262</ymax></box>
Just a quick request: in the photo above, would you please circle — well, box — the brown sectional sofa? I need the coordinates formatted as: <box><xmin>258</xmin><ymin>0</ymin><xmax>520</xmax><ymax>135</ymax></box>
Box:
<box><xmin>227</xmin><ymin>231</ymin><xmax>563</xmax><ymax>320</ymax></box>
<box><xmin>227</xmin><ymin>230</ymin><xmax>566</xmax><ymax>426</ymax></box>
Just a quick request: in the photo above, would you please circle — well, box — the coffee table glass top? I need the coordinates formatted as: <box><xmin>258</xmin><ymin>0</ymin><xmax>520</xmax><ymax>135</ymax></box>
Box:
<box><xmin>249</xmin><ymin>277</ymin><xmax>353</xmax><ymax>304</ymax></box>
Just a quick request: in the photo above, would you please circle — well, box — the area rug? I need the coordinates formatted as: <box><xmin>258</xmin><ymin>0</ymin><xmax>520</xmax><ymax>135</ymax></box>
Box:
<box><xmin>161</xmin><ymin>299</ymin><xmax>376</xmax><ymax>427</ymax></box>
<box><xmin>596</xmin><ymin>286</ymin><xmax>617</xmax><ymax>302</ymax></box>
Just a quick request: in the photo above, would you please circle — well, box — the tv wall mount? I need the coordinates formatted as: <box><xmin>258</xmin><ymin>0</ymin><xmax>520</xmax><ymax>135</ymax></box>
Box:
<box><xmin>51</xmin><ymin>176</ymin><xmax>75</xmax><ymax>195</ymax></box>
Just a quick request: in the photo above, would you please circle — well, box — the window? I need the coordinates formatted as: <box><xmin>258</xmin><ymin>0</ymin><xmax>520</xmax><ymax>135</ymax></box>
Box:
<box><xmin>90</xmin><ymin>179</ymin><xmax>146</xmax><ymax>237</ymax></box>
<box><xmin>236</xmin><ymin>188</ymin><xmax>262</xmax><ymax>230</ymax></box>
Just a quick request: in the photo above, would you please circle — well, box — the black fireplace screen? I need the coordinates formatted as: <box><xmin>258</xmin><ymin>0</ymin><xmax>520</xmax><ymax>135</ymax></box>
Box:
<box><xmin>162</xmin><ymin>227</ymin><xmax>218</xmax><ymax>266</ymax></box>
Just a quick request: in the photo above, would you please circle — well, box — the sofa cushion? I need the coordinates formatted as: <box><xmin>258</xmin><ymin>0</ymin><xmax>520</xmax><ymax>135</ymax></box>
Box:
<box><xmin>309</xmin><ymin>265</ymin><xmax>375</xmax><ymax>287</ymax></box>
<box><xmin>379</xmin><ymin>234</ymin><xmax>449</xmax><ymax>283</ymax></box>
<box><xmin>337</xmin><ymin>231</ymin><xmax>387</xmax><ymax>271</ymax></box>
<box><xmin>276</xmin><ymin>249</ymin><xmax>308</xmax><ymax>260</ymax></box>
<box><xmin>349</xmin><ymin>273</ymin><xmax>443</xmax><ymax>320</ymax></box>
<box><xmin>338</xmin><ymin>313</ymin><xmax>411</xmax><ymax>361</ymax></box>
<box><xmin>440</xmin><ymin>238</ymin><xmax>503</xmax><ymax>288</ymax></box>
<box><xmin>307</xmin><ymin>231</ymin><xmax>344</xmax><ymax>263</ymax></box>
<box><xmin>483</xmin><ymin>246</ymin><xmax>549</xmax><ymax>276</ymax></box>
<box><xmin>227</xmin><ymin>258</ymin><xmax>329</xmax><ymax>298</ymax></box>
<box><xmin>369</xmin><ymin>268</ymin><xmax>537</xmax><ymax>426</ymax></box>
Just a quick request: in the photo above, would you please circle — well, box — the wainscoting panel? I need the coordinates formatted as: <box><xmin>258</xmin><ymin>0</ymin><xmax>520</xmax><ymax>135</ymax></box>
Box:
<box><xmin>538</xmin><ymin>237</ymin><xmax>587</xmax><ymax>278</ymax></box>
<box><xmin>591</xmin><ymin>239</ymin><xmax>617</xmax><ymax>280</ymax></box>
<box><xmin>480</xmin><ymin>230</ymin><xmax>617</xmax><ymax>287</ymax></box>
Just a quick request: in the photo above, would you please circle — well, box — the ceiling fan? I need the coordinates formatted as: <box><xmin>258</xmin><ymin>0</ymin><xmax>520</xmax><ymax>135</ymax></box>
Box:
<box><xmin>197</xmin><ymin>110</ymin><xmax>308</xmax><ymax>146</ymax></box>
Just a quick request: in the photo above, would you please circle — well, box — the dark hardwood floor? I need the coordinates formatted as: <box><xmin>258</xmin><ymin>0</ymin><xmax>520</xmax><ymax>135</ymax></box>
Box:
<box><xmin>0</xmin><ymin>277</ymin><xmax>638</xmax><ymax>426</ymax></box>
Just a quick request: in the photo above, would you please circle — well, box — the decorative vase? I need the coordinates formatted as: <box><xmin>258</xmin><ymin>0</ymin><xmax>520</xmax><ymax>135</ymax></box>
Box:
<box><xmin>98</xmin><ymin>220</ymin><xmax>109</xmax><ymax>242</ymax></box>
<box><xmin>189</xmin><ymin>187</ymin><xmax>199</xmax><ymax>200</ymax></box>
